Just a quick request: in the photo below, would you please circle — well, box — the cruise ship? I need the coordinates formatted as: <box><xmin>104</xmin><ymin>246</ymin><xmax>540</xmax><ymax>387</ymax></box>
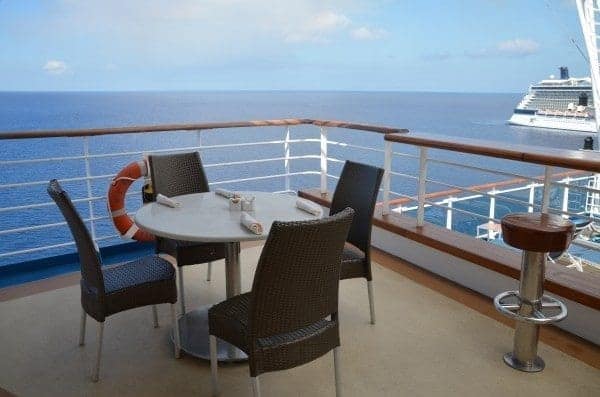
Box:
<box><xmin>509</xmin><ymin>67</ymin><xmax>596</xmax><ymax>132</ymax></box>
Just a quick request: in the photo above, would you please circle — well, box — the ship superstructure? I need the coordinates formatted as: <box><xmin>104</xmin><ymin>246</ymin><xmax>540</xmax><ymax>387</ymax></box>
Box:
<box><xmin>509</xmin><ymin>67</ymin><xmax>596</xmax><ymax>132</ymax></box>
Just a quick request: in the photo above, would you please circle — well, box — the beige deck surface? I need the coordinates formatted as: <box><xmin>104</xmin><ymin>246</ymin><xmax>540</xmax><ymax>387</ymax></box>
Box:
<box><xmin>0</xmin><ymin>246</ymin><xmax>598</xmax><ymax>397</ymax></box>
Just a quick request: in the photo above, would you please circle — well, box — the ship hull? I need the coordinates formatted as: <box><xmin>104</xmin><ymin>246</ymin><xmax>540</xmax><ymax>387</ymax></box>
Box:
<box><xmin>508</xmin><ymin>112</ymin><xmax>597</xmax><ymax>133</ymax></box>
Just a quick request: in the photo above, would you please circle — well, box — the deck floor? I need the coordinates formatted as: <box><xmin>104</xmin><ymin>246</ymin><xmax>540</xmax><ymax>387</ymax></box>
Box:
<box><xmin>1</xmin><ymin>246</ymin><xmax>599</xmax><ymax>396</ymax></box>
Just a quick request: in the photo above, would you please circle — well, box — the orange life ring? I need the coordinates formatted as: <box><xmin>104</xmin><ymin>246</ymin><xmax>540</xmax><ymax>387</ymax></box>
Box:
<box><xmin>108</xmin><ymin>160</ymin><xmax>154</xmax><ymax>242</ymax></box>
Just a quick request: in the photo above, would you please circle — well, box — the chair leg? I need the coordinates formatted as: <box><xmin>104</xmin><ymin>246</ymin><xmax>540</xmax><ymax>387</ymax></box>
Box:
<box><xmin>171</xmin><ymin>304</ymin><xmax>181</xmax><ymax>359</ymax></box>
<box><xmin>209</xmin><ymin>335</ymin><xmax>219</xmax><ymax>396</ymax></box>
<box><xmin>206</xmin><ymin>261</ymin><xmax>212</xmax><ymax>281</ymax></box>
<box><xmin>92</xmin><ymin>321</ymin><xmax>104</xmax><ymax>382</ymax></box>
<box><xmin>250</xmin><ymin>376</ymin><xmax>261</xmax><ymax>397</ymax></box>
<box><xmin>79</xmin><ymin>309</ymin><xmax>87</xmax><ymax>346</ymax></box>
<box><xmin>152</xmin><ymin>305</ymin><xmax>159</xmax><ymax>328</ymax></box>
<box><xmin>367</xmin><ymin>280</ymin><xmax>376</xmax><ymax>325</ymax></box>
<box><xmin>333</xmin><ymin>346</ymin><xmax>342</xmax><ymax>397</ymax></box>
<box><xmin>178</xmin><ymin>266</ymin><xmax>186</xmax><ymax>314</ymax></box>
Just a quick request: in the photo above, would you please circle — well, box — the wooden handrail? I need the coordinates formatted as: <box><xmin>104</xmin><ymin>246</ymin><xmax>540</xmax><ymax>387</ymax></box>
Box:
<box><xmin>385</xmin><ymin>132</ymin><xmax>600</xmax><ymax>173</ymax></box>
<box><xmin>0</xmin><ymin>118</ymin><xmax>405</xmax><ymax>140</ymax></box>
<box><xmin>311</xmin><ymin>119</ymin><xmax>407</xmax><ymax>134</ymax></box>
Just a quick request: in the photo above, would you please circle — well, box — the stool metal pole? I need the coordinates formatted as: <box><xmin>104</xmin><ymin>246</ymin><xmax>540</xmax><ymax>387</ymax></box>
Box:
<box><xmin>505</xmin><ymin>251</ymin><xmax>545</xmax><ymax>372</ymax></box>
<box><xmin>494</xmin><ymin>212</ymin><xmax>571</xmax><ymax>373</ymax></box>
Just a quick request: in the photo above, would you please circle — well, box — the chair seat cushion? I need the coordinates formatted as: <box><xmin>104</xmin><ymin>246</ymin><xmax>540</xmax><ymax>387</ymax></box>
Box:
<box><xmin>103</xmin><ymin>256</ymin><xmax>175</xmax><ymax>293</ymax></box>
<box><xmin>156</xmin><ymin>238</ymin><xmax>228</xmax><ymax>266</ymax></box>
<box><xmin>80</xmin><ymin>256</ymin><xmax>177</xmax><ymax>321</ymax></box>
<box><xmin>340</xmin><ymin>243</ymin><xmax>367</xmax><ymax>280</ymax></box>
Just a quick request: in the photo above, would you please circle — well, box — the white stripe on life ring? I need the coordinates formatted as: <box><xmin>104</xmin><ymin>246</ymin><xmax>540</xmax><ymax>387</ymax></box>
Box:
<box><xmin>122</xmin><ymin>224</ymin><xmax>139</xmax><ymax>240</ymax></box>
<box><xmin>110</xmin><ymin>208</ymin><xmax>128</xmax><ymax>218</ymax></box>
<box><xmin>138</xmin><ymin>160</ymin><xmax>148</xmax><ymax>177</ymax></box>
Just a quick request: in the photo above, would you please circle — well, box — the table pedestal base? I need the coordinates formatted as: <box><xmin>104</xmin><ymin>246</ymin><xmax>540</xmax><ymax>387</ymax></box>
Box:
<box><xmin>172</xmin><ymin>306</ymin><xmax>247</xmax><ymax>362</ymax></box>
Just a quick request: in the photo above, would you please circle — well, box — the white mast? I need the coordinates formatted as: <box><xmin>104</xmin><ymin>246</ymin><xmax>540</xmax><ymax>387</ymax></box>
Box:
<box><xmin>576</xmin><ymin>0</ymin><xmax>600</xmax><ymax>132</ymax></box>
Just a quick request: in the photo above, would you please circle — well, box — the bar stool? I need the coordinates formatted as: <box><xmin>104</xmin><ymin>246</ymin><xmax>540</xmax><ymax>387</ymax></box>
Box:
<box><xmin>494</xmin><ymin>213</ymin><xmax>574</xmax><ymax>372</ymax></box>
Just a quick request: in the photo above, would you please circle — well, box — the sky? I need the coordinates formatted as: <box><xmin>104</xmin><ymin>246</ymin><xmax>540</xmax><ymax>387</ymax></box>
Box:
<box><xmin>0</xmin><ymin>0</ymin><xmax>591</xmax><ymax>92</ymax></box>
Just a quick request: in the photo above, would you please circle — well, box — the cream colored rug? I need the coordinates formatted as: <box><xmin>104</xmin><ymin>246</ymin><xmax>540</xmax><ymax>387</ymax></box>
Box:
<box><xmin>1</xmin><ymin>246</ymin><xmax>598</xmax><ymax>396</ymax></box>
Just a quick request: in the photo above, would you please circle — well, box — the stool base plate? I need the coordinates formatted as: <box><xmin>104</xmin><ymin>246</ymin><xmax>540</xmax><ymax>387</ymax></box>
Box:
<box><xmin>503</xmin><ymin>352</ymin><xmax>545</xmax><ymax>372</ymax></box>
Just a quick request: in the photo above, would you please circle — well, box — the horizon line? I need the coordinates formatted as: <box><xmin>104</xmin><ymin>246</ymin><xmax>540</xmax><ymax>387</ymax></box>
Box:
<box><xmin>0</xmin><ymin>89</ymin><xmax>523</xmax><ymax>95</ymax></box>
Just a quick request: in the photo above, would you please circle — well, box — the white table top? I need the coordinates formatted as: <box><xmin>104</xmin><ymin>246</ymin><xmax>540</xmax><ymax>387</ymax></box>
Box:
<box><xmin>134</xmin><ymin>191</ymin><xmax>320</xmax><ymax>242</ymax></box>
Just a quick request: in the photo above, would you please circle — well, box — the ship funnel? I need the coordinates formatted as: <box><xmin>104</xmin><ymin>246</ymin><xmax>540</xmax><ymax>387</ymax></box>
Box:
<box><xmin>560</xmin><ymin>66</ymin><xmax>569</xmax><ymax>79</ymax></box>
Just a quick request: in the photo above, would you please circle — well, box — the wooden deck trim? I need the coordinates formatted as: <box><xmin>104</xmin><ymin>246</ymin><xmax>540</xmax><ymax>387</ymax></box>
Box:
<box><xmin>299</xmin><ymin>188</ymin><xmax>600</xmax><ymax>310</ymax></box>
<box><xmin>384</xmin><ymin>132</ymin><xmax>600</xmax><ymax>173</ymax></box>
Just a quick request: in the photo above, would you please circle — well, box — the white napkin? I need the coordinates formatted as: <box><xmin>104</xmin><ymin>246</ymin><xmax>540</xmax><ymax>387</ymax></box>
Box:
<box><xmin>215</xmin><ymin>188</ymin><xmax>236</xmax><ymax>198</ymax></box>
<box><xmin>241</xmin><ymin>212</ymin><xmax>263</xmax><ymax>235</ymax></box>
<box><xmin>296</xmin><ymin>198</ymin><xmax>322</xmax><ymax>216</ymax></box>
<box><xmin>156</xmin><ymin>193</ymin><xmax>180</xmax><ymax>208</ymax></box>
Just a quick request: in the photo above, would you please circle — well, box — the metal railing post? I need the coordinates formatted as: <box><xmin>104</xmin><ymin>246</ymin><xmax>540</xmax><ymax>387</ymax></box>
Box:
<box><xmin>446</xmin><ymin>197</ymin><xmax>453</xmax><ymax>230</ymax></box>
<box><xmin>528</xmin><ymin>183</ymin><xmax>535</xmax><ymax>213</ymax></box>
<box><xmin>561</xmin><ymin>177</ymin><xmax>570</xmax><ymax>218</ymax></box>
<box><xmin>320</xmin><ymin>127</ymin><xmax>328</xmax><ymax>194</ymax></box>
<box><xmin>196</xmin><ymin>129</ymin><xmax>203</xmax><ymax>152</ymax></box>
<box><xmin>284</xmin><ymin>127</ymin><xmax>291</xmax><ymax>193</ymax></box>
<box><xmin>488</xmin><ymin>189</ymin><xmax>496</xmax><ymax>240</ymax></box>
<box><xmin>541</xmin><ymin>166</ymin><xmax>553</xmax><ymax>214</ymax></box>
<box><xmin>83</xmin><ymin>137</ymin><xmax>97</xmax><ymax>244</ymax></box>
<box><xmin>416</xmin><ymin>147</ymin><xmax>428</xmax><ymax>227</ymax></box>
<box><xmin>382</xmin><ymin>140</ymin><xmax>392</xmax><ymax>215</ymax></box>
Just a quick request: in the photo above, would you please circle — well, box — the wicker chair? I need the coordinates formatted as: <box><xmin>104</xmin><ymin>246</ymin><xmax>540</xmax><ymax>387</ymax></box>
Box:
<box><xmin>148</xmin><ymin>152</ymin><xmax>232</xmax><ymax>314</ymax></box>
<box><xmin>47</xmin><ymin>180</ymin><xmax>180</xmax><ymax>382</ymax></box>
<box><xmin>208</xmin><ymin>208</ymin><xmax>355</xmax><ymax>397</ymax></box>
<box><xmin>329</xmin><ymin>161</ymin><xmax>384</xmax><ymax>324</ymax></box>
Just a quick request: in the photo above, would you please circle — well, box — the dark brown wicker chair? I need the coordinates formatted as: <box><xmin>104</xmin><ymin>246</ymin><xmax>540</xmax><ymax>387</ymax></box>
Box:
<box><xmin>329</xmin><ymin>161</ymin><xmax>384</xmax><ymax>324</ymax></box>
<box><xmin>208</xmin><ymin>208</ymin><xmax>354</xmax><ymax>397</ymax></box>
<box><xmin>148</xmin><ymin>152</ymin><xmax>232</xmax><ymax>314</ymax></box>
<box><xmin>47</xmin><ymin>179</ymin><xmax>180</xmax><ymax>382</ymax></box>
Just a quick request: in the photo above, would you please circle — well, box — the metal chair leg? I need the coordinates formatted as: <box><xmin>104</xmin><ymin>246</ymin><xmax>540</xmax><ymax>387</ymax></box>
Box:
<box><xmin>171</xmin><ymin>304</ymin><xmax>181</xmax><ymax>359</ymax></box>
<box><xmin>92</xmin><ymin>322</ymin><xmax>104</xmax><ymax>382</ymax></box>
<box><xmin>207</xmin><ymin>261</ymin><xmax>212</xmax><ymax>281</ymax></box>
<box><xmin>79</xmin><ymin>309</ymin><xmax>87</xmax><ymax>346</ymax></box>
<box><xmin>178</xmin><ymin>266</ymin><xmax>186</xmax><ymax>314</ymax></box>
<box><xmin>251</xmin><ymin>376</ymin><xmax>261</xmax><ymax>397</ymax></box>
<box><xmin>367</xmin><ymin>281</ymin><xmax>376</xmax><ymax>325</ymax></box>
<box><xmin>333</xmin><ymin>346</ymin><xmax>342</xmax><ymax>397</ymax></box>
<box><xmin>209</xmin><ymin>335</ymin><xmax>219</xmax><ymax>396</ymax></box>
<box><xmin>152</xmin><ymin>305</ymin><xmax>159</xmax><ymax>328</ymax></box>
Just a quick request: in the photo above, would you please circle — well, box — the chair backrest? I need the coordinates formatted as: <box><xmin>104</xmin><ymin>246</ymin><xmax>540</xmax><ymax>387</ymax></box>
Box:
<box><xmin>329</xmin><ymin>161</ymin><xmax>384</xmax><ymax>253</ymax></box>
<box><xmin>248</xmin><ymin>208</ymin><xmax>354</xmax><ymax>339</ymax></box>
<box><xmin>47</xmin><ymin>179</ymin><xmax>105</xmax><ymax>294</ymax></box>
<box><xmin>148</xmin><ymin>151</ymin><xmax>209</xmax><ymax>198</ymax></box>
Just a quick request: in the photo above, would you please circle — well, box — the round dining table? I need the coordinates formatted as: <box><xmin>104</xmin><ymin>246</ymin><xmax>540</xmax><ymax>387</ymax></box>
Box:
<box><xmin>134</xmin><ymin>191</ymin><xmax>320</xmax><ymax>362</ymax></box>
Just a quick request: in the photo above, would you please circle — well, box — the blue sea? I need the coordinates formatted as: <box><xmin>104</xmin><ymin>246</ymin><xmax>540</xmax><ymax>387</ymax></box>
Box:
<box><xmin>0</xmin><ymin>91</ymin><xmax>595</xmax><ymax>271</ymax></box>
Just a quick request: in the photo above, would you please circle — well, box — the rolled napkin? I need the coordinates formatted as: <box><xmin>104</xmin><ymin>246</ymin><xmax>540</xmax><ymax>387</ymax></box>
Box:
<box><xmin>241</xmin><ymin>212</ymin><xmax>263</xmax><ymax>235</ymax></box>
<box><xmin>296</xmin><ymin>198</ymin><xmax>322</xmax><ymax>216</ymax></box>
<box><xmin>156</xmin><ymin>193</ymin><xmax>180</xmax><ymax>208</ymax></box>
<box><xmin>215</xmin><ymin>188</ymin><xmax>237</xmax><ymax>199</ymax></box>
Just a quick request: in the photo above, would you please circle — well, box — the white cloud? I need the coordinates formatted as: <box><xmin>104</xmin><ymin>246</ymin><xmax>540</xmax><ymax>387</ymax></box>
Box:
<box><xmin>43</xmin><ymin>60</ymin><xmax>68</xmax><ymax>74</ymax></box>
<box><xmin>350</xmin><ymin>26</ymin><xmax>387</xmax><ymax>40</ymax></box>
<box><xmin>462</xmin><ymin>38</ymin><xmax>540</xmax><ymax>59</ymax></box>
<box><xmin>496</xmin><ymin>38</ymin><xmax>540</xmax><ymax>56</ymax></box>
<box><xmin>285</xmin><ymin>10</ymin><xmax>351</xmax><ymax>43</ymax></box>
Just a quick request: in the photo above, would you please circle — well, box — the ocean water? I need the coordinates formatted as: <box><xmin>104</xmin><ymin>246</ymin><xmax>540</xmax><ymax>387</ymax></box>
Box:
<box><xmin>0</xmin><ymin>91</ymin><xmax>595</xmax><ymax>267</ymax></box>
